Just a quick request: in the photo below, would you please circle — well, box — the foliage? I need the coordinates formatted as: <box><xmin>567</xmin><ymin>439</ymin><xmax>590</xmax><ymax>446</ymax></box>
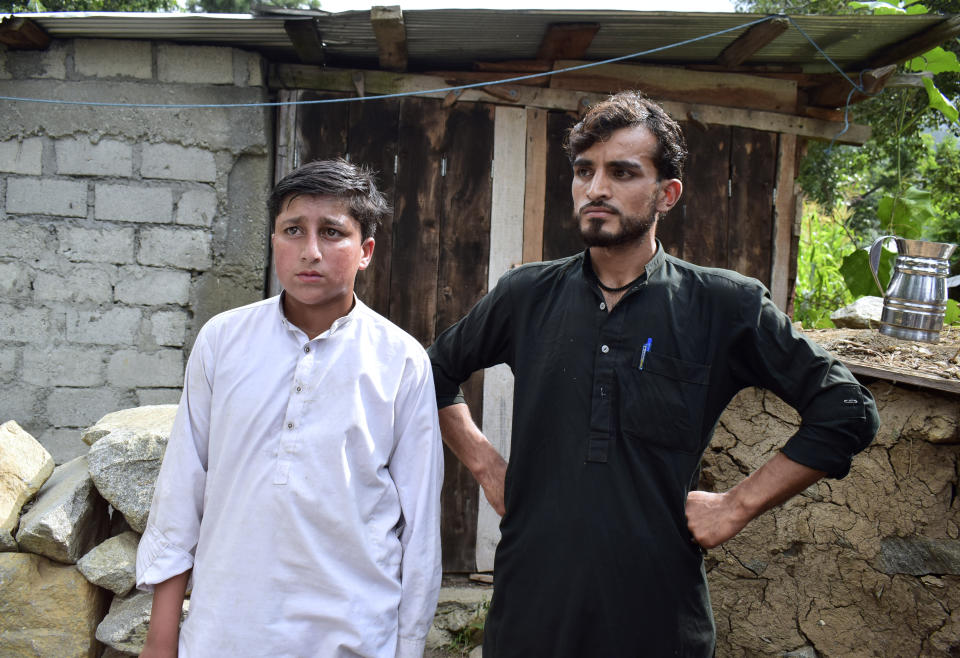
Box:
<box><xmin>184</xmin><ymin>0</ymin><xmax>321</xmax><ymax>13</ymax></box>
<box><xmin>1</xmin><ymin>0</ymin><xmax>175</xmax><ymax>11</ymax></box>
<box><xmin>794</xmin><ymin>205</ymin><xmax>857</xmax><ymax>328</ymax></box>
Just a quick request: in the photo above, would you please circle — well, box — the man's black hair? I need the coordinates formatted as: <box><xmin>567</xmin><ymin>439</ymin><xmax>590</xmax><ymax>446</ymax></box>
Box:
<box><xmin>268</xmin><ymin>159</ymin><xmax>390</xmax><ymax>241</ymax></box>
<box><xmin>564</xmin><ymin>91</ymin><xmax>687</xmax><ymax>182</ymax></box>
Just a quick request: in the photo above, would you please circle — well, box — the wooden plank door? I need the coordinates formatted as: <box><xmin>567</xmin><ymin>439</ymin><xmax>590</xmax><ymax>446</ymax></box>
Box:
<box><xmin>283</xmin><ymin>92</ymin><xmax>495</xmax><ymax>572</ymax></box>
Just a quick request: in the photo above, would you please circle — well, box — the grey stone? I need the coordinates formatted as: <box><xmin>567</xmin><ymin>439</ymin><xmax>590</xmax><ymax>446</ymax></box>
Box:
<box><xmin>141</xmin><ymin>143</ymin><xmax>217</xmax><ymax>183</ymax></box>
<box><xmin>0</xmin><ymin>137</ymin><xmax>43</xmax><ymax>174</ymax></box>
<box><xmin>0</xmin><ymin>304</ymin><xmax>54</xmax><ymax>344</ymax></box>
<box><xmin>74</xmin><ymin>39</ymin><xmax>152</xmax><ymax>79</ymax></box>
<box><xmin>81</xmin><ymin>404</ymin><xmax>176</xmax><ymax>447</ymax></box>
<box><xmin>86</xmin><ymin>407</ymin><xmax>175</xmax><ymax>532</ymax></box>
<box><xmin>38</xmin><ymin>428</ymin><xmax>89</xmax><ymax>466</ymax></box>
<box><xmin>6</xmin><ymin>177</ymin><xmax>87</xmax><ymax>217</ymax></box>
<box><xmin>16</xmin><ymin>455</ymin><xmax>110</xmax><ymax>564</ymax></box>
<box><xmin>96</xmin><ymin>588</ymin><xmax>189</xmax><ymax>655</ymax></box>
<box><xmin>157</xmin><ymin>43</ymin><xmax>233</xmax><ymax>85</ymax></box>
<box><xmin>150</xmin><ymin>310</ymin><xmax>190</xmax><ymax>347</ymax></box>
<box><xmin>23</xmin><ymin>345</ymin><xmax>105</xmax><ymax>387</ymax></box>
<box><xmin>107</xmin><ymin>349</ymin><xmax>184</xmax><ymax>388</ymax></box>
<box><xmin>138</xmin><ymin>226</ymin><xmax>212</xmax><ymax>270</ymax></box>
<box><xmin>0</xmin><ymin>261</ymin><xmax>32</xmax><ymax>299</ymax></box>
<box><xmin>59</xmin><ymin>225</ymin><xmax>136</xmax><ymax>264</ymax></box>
<box><xmin>0</xmin><ymin>383</ymin><xmax>42</xmax><ymax>431</ymax></box>
<box><xmin>176</xmin><ymin>188</ymin><xmax>218</xmax><ymax>227</ymax></box>
<box><xmin>77</xmin><ymin>530</ymin><xmax>139</xmax><ymax>595</ymax></box>
<box><xmin>114</xmin><ymin>266</ymin><xmax>190</xmax><ymax>306</ymax></box>
<box><xmin>56</xmin><ymin>137</ymin><xmax>133</xmax><ymax>177</ymax></box>
<box><xmin>0</xmin><ymin>219</ymin><xmax>53</xmax><ymax>261</ymax></box>
<box><xmin>0</xmin><ymin>420</ymin><xmax>54</xmax><ymax>552</ymax></box>
<box><xmin>136</xmin><ymin>388</ymin><xmax>183</xmax><ymax>407</ymax></box>
<box><xmin>95</xmin><ymin>183</ymin><xmax>174</xmax><ymax>223</ymax></box>
<box><xmin>879</xmin><ymin>536</ymin><xmax>960</xmax><ymax>576</ymax></box>
<box><xmin>830</xmin><ymin>296</ymin><xmax>883</xmax><ymax>329</ymax></box>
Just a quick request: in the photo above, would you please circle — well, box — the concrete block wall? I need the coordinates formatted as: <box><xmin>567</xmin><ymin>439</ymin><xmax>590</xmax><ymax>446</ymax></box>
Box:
<box><xmin>0</xmin><ymin>38</ymin><xmax>273</xmax><ymax>463</ymax></box>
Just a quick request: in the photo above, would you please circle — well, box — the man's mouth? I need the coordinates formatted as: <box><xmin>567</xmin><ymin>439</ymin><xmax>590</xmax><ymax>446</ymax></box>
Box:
<box><xmin>580</xmin><ymin>204</ymin><xmax>618</xmax><ymax>218</ymax></box>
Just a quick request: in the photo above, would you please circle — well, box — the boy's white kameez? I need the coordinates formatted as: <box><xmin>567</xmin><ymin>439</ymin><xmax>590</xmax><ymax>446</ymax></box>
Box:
<box><xmin>136</xmin><ymin>295</ymin><xmax>443</xmax><ymax>658</ymax></box>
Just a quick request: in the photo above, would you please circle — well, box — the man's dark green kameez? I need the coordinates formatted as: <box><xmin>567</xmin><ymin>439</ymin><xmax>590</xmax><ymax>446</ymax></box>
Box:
<box><xmin>428</xmin><ymin>246</ymin><xmax>879</xmax><ymax>657</ymax></box>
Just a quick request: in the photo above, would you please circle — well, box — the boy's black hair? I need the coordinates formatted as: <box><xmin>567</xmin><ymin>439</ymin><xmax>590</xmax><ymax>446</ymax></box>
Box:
<box><xmin>268</xmin><ymin>159</ymin><xmax>390</xmax><ymax>241</ymax></box>
<box><xmin>564</xmin><ymin>91</ymin><xmax>687</xmax><ymax>182</ymax></box>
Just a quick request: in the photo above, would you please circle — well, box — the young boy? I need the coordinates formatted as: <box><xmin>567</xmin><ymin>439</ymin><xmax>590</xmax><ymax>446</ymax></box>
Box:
<box><xmin>136</xmin><ymin>160</ymin><xmax>444</xmax><ymax>657</ymax></box>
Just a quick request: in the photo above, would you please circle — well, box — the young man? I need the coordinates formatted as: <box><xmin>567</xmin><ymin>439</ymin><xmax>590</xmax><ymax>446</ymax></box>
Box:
<box><xmin>137</xmin><ymin>159</ymin><xmax>443</xmax><ymax>657</ymax></box>
<box><xmin>428</xmin><ymin>92</ymin><xmax>879</xmax><ymax>656</ymax></box>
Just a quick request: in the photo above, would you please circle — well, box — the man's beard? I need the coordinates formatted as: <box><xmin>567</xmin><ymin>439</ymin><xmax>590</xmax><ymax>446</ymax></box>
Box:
<box><xmin>577</xmin><ymin>201</ymin><xmax>657</xmax><ymax>248</ymax></box>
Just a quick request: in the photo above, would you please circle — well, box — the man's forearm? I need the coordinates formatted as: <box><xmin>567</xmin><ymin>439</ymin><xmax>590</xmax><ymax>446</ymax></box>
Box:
<box><xmin>438</xmin><ymin>403</ymin><xmax>507</xmax><ymax>515</ymax></box>
<box><xmin>141</xmin><ymin>570</ymin><xmax>190</xmax><ymax>657</ymax></box>
<box><xmin>686</xmin><ymin>452</ymin><xmax>825</xmax><ymax>549</ymax></box>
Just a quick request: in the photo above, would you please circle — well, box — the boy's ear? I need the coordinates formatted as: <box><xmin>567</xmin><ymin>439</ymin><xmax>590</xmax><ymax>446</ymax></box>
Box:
<box><xmin>358</xmin><ymin>238</ymin><xmax>375</xmax><ymax>271</ymax></box>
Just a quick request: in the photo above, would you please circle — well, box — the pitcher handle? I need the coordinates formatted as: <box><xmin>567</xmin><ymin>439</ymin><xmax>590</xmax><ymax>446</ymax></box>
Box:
<box><xmin>869</xmin><ymin>235</ymin><xmax>897</xmax><ymax>295</ymax></box>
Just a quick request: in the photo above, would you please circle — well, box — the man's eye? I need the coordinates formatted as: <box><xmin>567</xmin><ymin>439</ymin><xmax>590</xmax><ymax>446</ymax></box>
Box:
<box><xmin>576</xmin><ymin>168</ymin><xmax>592</xmax><ymax>177</ymax></box>
<box><xmin>613</xmin><ymin>169</ymin><xmax>632</xmax><ymax>179</ymax></box>
<box><xmin>325</xmin><ymin>228</ymin><xmax>342</xmax><ymax>237</ymax></box>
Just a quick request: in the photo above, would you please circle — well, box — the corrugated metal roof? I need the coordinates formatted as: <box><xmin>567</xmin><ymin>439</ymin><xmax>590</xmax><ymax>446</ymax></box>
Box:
<box><xmin>3</xmin><ymin>8</ymin><xmax>951</xmax><ymax>72</ymax></box>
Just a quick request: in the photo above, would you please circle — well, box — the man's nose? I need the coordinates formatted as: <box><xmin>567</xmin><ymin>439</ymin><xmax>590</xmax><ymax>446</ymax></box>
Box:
<box><xmin>586</xmin><ymin>171</ymin><xmax>610</xmax><ymax>200</ymax></box>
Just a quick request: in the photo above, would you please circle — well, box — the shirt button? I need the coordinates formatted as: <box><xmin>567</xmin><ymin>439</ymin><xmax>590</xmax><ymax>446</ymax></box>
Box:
<box><xmin>287</xmin><ymin>422</ymin><xmax>294</xmax><ymax>429</ymax></box>
<box><xmin>296</xmin><ymin>386</ymin><xmax>302</xmax><ymax>393</ymax></box>
<box><xmin>599</xmin><ymin>302</ymin><xmax>606</xmax><ymax>310</ymax></box>
<box><xmin>601</xmin><ymin>344</ymin><xmax>609</xmax><ymax>354</ymax></box>
<box><xmin>304</xmin><ymin>346</ymin><xmax>310</xmax><ymax>353</ymax></box>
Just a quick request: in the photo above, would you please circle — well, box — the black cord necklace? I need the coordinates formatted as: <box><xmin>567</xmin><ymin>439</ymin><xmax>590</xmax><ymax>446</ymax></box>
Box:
<box><xmin>596</xmin><ymin>274</ymin><xmax>643</xmax><ymax>293</ymax></box>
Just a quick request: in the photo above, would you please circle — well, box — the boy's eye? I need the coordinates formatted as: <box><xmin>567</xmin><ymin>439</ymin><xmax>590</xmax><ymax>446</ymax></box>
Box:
<box><xmin>284</xmin><ymin>226</ymin><xmax>302</xmax><ymax>235</ymax></box>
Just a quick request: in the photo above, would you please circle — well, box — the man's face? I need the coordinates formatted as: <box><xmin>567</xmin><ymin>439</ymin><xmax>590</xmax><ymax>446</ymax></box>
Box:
<box><xmin>571</xmin><ymin>125</ymin><xmax>675</xmax><ymax>248</ymax></box>
<box><xmin>272</xmin><ymin>194</ymin><xmax>374</xmax><ymax>323</ymax></box>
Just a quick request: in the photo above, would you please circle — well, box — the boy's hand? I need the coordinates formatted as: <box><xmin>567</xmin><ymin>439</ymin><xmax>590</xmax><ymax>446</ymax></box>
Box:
<box><xmin>140</xmin><ymin>571</ymin><xmax>190</xmax><ymax>657</ymax></box>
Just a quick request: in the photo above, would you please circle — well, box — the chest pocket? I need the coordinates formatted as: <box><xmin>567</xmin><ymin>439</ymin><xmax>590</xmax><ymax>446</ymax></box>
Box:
<box><xmin>617</xmin><ymin>350</ymin><xmax>711</xmax><ymax>454</ymax></box>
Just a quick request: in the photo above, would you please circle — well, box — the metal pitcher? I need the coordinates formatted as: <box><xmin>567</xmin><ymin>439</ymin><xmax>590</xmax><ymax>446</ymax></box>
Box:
<box><xmin>869</xmin><ymin>236</ymin><xmax>957</xmax><ymax>344</ymax></box>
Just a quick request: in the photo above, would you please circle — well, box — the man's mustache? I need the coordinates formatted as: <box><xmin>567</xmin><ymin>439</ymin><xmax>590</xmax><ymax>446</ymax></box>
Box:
<box><xmin>578</xmin><ymin>201</ymin><xmax>620</xmax><ymax>216</ymax></box>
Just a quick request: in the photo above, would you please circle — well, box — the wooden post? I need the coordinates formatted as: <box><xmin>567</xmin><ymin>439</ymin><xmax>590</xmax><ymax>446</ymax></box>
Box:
<box><xmin>771</xmin><ymin>133</ymin><xmax>798</xmax><ymax>312</ymax></box>
<box><xmin>477</xmin><ymin>106</ymin><xmax>527</xmax><ymax>572</ymax></box>
<box><xmin>522</xmin><ymin>107</ymin><xmax>548</xmax><ymax>263</ymax></box>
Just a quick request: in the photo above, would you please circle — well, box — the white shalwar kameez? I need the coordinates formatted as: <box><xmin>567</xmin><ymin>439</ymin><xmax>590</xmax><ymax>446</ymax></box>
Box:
<box><xmin>136</xmin><ymin>295</ymin><xmax>444</xmax><ymax>658</ymax></box>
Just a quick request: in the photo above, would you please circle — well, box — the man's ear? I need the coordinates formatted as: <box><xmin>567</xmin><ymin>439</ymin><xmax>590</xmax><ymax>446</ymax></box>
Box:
<box><xmin>656</xmin><ymin>179</ymin><xmax>683</xmax><ymax>213</ymax></box>
<box><xmin>358</xmin><ymin>237</ymin><xmax>375</xmax><ymax>271</ymax></box>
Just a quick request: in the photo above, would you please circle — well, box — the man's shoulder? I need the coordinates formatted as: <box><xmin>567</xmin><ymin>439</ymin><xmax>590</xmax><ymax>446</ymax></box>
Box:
<box><xmin>661</xmin><ymin>253</ymin><xmax>767</xmax><ymax>296</ymax></box>
<box><xmin>499</xmin><ymin>252</ymin><xmax>584</xmax><ymax>288</ymax></box>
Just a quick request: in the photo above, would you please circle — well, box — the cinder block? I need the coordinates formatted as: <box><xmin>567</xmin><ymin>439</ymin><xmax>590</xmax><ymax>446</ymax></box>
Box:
<box><xmin>0</xmin><ymin>221</ymin><xmax>52</xmax><ymax>261</ymax></box>
<box><xmin>65</xmin><ymin>307</ymin><xmax>141</xmax><ymax>345</ymax></box>
<box><xmin>235</xmin><ymin>50</ymin><xmax>263</xmax><ymax>87</ymax></box>
<box><xmin>141</xmin><ymin>144</ymin><xmax>217</xmax><ymax>183</ymax></box>
<box><xmin>136</xmin><ymin>388</ymin><xmax>183</xmax><ymax>406</ymax></box>
<box><xmin>0</xmin><ymin>348</ymin><xmax>17</xmax><ymax>378</ymax></box>
<box><xmin>95</xmin><ymin>184</ymin><xmax>173</xmax><ymax>223</ymax></box>
<box><xmin>56</xmin><ymin>138</ymin><xmax>133</xmax><ymax>177</ymax></box>
<box><xmin>107</xmin><ymin>349</ymin><xmax>184</xmax><ymax>388</ymax></box>
<box><xmin>0</xmin><ymin>262</ymin><xmax>32</xmax><ymax>298</ymax></box>
<box><xmin>74</xmin><ymin>39</ymin><xmax>152</xmax><ymax>80</ymax></box>
<box><xmin>0</xmin><ymin>305</ymin><xmax>53</xmax><ymax>344</ymax></box>
<box><xmin>33</xmin><ymin>264</ymin><xmax>116</xmax><ymax>304</ymax></box>
<box><xmin>0</xmin><ymin>138</ymin><xmax>43</xmax><ymax>175</ymax></box>
<box><xmin>176</xmin><ymin>188</ymin><xmax>218</xmax><ymax>227</ymax></box>
<box><xmin>138</xmin><ymin>227</ymin><xmax>212</xmax><ymax>271</ymax></box>
<box><xmin>150</xmin><ymin>310</ymin><xmax>190</xmax><ymax>346</ymax></box>
<box><xmin>114</xmin><ymin>266</ymin><xmax>190</xmax><ymax>306</ymax></box>
<box><xmin>38</xmin><ymin>428</ymin><xmax>88</xmax><ymax>465</ymax></box>
<box><xmin>157</xmin><ymin>44</ymin><xmax>233</xmax><ymax>85</ymax></box>
<box><xmin>23</xmin><ymin>346</ymin><xmax>106</xmax><ymax>387</ymax></box>
<box><xmin>0</xmin><ymin>384</ymin><xmax>41</xmax><ymax>429</ymax></box>
<box><xmin>6</xmin><ymin>178</ymin><xmax>87</xmax><ymax>217</ymax></box>
<box><xmin>45</xmin><ymin>387</ymin><xmax>121</xmax><ymax>427</ymax></box>
<box><xmin>58</xmin><ymin>225</ymin><xmax>135</xmax><ymax>264</ymax></box>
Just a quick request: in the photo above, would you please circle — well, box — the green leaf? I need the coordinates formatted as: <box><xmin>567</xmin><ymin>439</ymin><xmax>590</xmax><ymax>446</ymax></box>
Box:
<box><xmin>840</xmin><ymin>247</ymin><xmax>895</xmax><ymax>298</ymax></box>
<box><xmin>906</xmin><ymin>47</ymin><xmax>960</xmax><ymax>74</ymax></box>
<box><xmin>904</xmin><ymin>2</ymin><xmax>928</xmax><ymax>13</ymax></box>
<box><xmin>922</xmin><ymin>77</ymin><xmax>959</xmax><ymax>125</ymax></box>
<box><xmin>848</xmin><ymin>0</ymin><xmax>904</xmax><ymax>13</ymax></box>
<box><xmin>877</xmin><ymin>187</ymin><xmax>936</xmax><ymax>239</ymax></box>
<box><xmin>946</xmin><ymin>299</ymin><xmax>959</xmax><ymax>326</ymax></box>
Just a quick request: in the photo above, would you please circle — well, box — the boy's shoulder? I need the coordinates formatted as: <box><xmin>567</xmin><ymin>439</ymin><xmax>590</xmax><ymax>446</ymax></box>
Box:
<box><xmin>353</xmin><ymin>300</ymin><xmax>429</xmax><ymax>361</ymax></box>
<box><xmin>196</xmin><ymin>296</ymin><xmax>279</xmax><ymax>342</ymax></box>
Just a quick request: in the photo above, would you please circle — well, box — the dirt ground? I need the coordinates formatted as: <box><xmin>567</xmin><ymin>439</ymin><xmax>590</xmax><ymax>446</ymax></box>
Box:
<box><xmin>805</xmin><ymin>325</ymin><xmax>960</xmax><ymax>383</ymax></box>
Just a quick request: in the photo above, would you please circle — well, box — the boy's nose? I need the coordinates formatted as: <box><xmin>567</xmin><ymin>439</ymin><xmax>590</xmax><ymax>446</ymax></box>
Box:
<box><xmin>301</xmin><ymin>235</ymin><xmax>322</xmax><ymax>261</ymax></box>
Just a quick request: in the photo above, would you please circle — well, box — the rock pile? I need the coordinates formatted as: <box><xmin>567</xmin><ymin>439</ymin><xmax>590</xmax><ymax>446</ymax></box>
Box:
<box><xmin>0</xmin><ymin>406</ymin><xmax>177</xmax><ymax>657</ymax></box>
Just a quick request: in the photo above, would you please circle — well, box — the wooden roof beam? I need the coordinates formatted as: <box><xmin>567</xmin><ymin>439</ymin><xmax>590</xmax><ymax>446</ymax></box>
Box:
<box><xmin>804</xmin><ymin>64</ymin><xmax>897</xmax><ymax>108</ymax></box>
<box><xmin>0</xmin><ymin>17</ymin><xmax>51</xmax><ymax>50</ymax></box>
<box><xmin>371</xmin><ymin>5</ymin><xmax>408</xmax><ymax>73</ymax></box>
<box><xmin>536</xmin><ymin>23</ymin><xmax>600</xmax><ymax>62</ymax></box>
<box><xmin>716</xmin><ymin>17</ymin><xmax>789</xmax><ymax>68</ymax></box>
<box><xmin>284</xmin><ymin>18</ymin><xmax>325</xmax><ymax>66</ymax></box>
<box><xmin>864</xmin><ymin>15</ymin><xmax>960</xmax><ymax>68</ymax></box>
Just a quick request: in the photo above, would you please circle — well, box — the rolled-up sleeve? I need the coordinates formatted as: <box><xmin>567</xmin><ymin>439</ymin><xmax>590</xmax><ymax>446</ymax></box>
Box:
<box><xmin>390</xmin><ymin>351</ymin><xmax>444</xmax><ymax>658</ymax></box>
<box><xmin>136</xmin><ymin>329</ymin><xmax>214</xmax><ymax>590</ymax></box>
<box><xmin>737</xmin><ymin>292</ymin><xmax>880</xmax><ymax>479</ymax></box>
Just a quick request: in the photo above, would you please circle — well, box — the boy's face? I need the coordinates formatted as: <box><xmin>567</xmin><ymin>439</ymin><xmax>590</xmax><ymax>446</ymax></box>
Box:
<box><xmin>271</xmin><ymin>194</ymin><xmax>374</xmax><ymax>328</ymax></box>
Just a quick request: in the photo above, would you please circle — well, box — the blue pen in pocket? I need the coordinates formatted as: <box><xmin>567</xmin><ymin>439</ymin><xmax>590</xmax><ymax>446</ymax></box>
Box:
<box><xmin>638</xmin><ymin>337</ymin><xmax>652</xmax><ymax>371</ymax></box>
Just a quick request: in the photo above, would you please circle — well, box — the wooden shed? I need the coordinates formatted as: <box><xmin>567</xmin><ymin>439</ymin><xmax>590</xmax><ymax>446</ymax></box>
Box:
<box><xmin>4</xmin><ymin>7</ymin><xmax>958</xmax><ymax>572</ymax></box>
